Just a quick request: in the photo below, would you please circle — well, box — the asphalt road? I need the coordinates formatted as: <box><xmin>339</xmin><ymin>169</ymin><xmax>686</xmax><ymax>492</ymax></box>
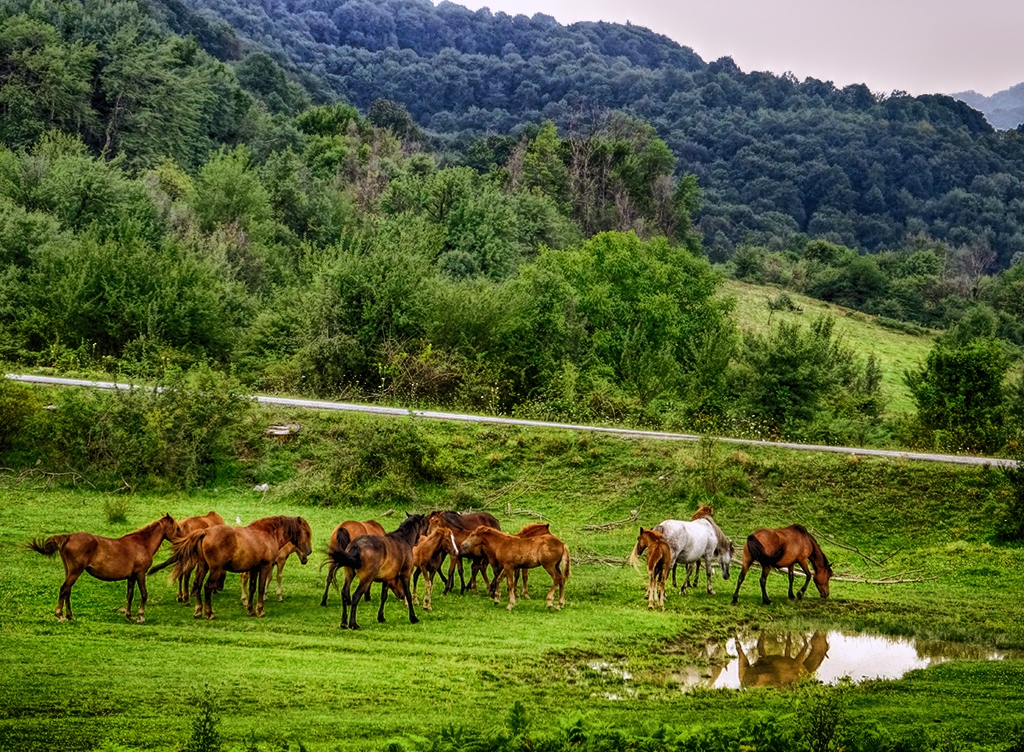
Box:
<box><xmin>4</xmin><ymin>372</ymin><xmax>1016</xmax><ymax>468</ymax></box>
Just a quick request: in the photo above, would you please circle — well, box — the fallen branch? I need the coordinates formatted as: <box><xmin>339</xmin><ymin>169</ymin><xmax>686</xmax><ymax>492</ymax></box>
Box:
<box><xmin>574</xmin><ymin>549</ymin><xmax>628</xmax><ymax>567</ymax></box>
<box><xmin>581</xmin><ymin>505</ymin><xmax>644</xmax><ymax>531</ymax></box>
<box><xmin>509</xmin><ymin>507</ymin><xmax>546</xmax><ymax>519</ymax></box>
<box><xmin>807</xmin><ymin>526</ymin><xmax>883</xmax><ymax>566</ymax></box>
<box><xmin>768</xmin><ymin>568</ymin><xmax>932</xmax><ymax>585</ymax></box>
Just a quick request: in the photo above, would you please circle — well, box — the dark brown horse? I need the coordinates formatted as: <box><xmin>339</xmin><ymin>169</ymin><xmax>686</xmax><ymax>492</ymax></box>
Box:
<box><xmin>149</xmin><ymin>510</ymin><xmax>225</xmax><ymax>604</ymax></box>
<box><xmin>320</xmin><ymin>519</ymin><xmax>387</xmax><ymax>606</ymax></box>
<box><xmin>731</xmin><ymin>525</ymin><xmax>832</xmax><ymax>606</ymax></box>
<box><xmin>171</xmin><ymin>516</ymin><xmax>312</xmax><ymax>619</ymax></box>
<box><xmin>28</xmin><ymin>514</ymin><xmax>177</xmax><ymax>623</ymax></box>
<box><xmin>631</xmin><ymin>527</ymin><xmax>674</xmax><ymax>611</ymax></box>
<box><xmin>332</xmin><ymin>513</ymin><xmax>430</xmax><ymax>630</ymax></box>
<box><xmin>460</xmin><ymin>526</ymin><xmax>570</xmax><ymax>610</ymax></box>
<box><xmin>426</xmin><ymin>510</ymin><xmax>501</xmax><ymax>594</ymax></box>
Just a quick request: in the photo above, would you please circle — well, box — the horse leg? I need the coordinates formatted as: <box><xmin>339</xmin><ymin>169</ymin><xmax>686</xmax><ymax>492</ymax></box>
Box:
<box><xmin>424</xmin><ymin>571</ymin><xmax>433</xmax><ymax>611</ymax></box>
<box><xmin>398</xmin><ymin>573</ymin><xmax>418</xmax><ymax>624</ymax></box>
<box><xmin>276</xmin><ymin>560</ymin><xmax>285</xmax><ymax>601</ymax></box>
<box><xmin>412</xmin><ymin>568</ymin><xmax>421</xmax><ymax>606</ymax></box>
<box><xmin>731</xmin><ymin>562</ymin><xmax>750</xmax><ymax>605</ymax></box>
<box><xmin>240</xmin><ymin>572</ymin><xmax>249</xmax><ymax>607</ymax></box>
<box><xmin>671</xmin><ymin>559</ymin><xmax>678</xmax><ymax>590</ymax></box>
<box><xmin>136</xmin><ymin>574</ymin><xmax>149</xmax><ymax>624</ymax></box>
<box><xmin>347</xmin><ymin>578</ymin><xmax>373</xmax><ymax>630</ymax></box>
<box><xmin>705</xmin><ymin>555</ymin><xmax>715</xmax><ymax>595</ymax></box>
<box><xmin>648</xmin><ymin>570</ymin><xmax>656</xmax><ymax>610</ymax></box>
<box><xmin>254</xmin><ymin>565</ymin><xmax>271</xmax><ymax>617</ymax></box>
<box><xmin>57</xmin><ymin>565</ymin><xmax>82</xmax><ymax>622</ymax></box>
<box><xmin>125</xmin><ymin>575</ymin><xmax>136</xmax><ymax>623</ymax></box>
<box><xmin>191</xmin><ymin>567</ymin><xmax>206</xmax><ymax>618</ymax></box>
<box><xmin>521</xmin><ymin>569</ymin><xmax>530</xmax><ymax>599</ymax></box>
<box><xmin>245</xmin><ymin>569</ymin><xmax>258</xmax><ymax>615</ymax></box>
<box><xmin>796</xmin><ymin>559</ymin><xmax>813</xmax><ymax>599</ymax></box>
<box><xmin>180</xmin><ymin>570</ymin><xmax>190</xmax><ymax>604</ymax></box>
<box><xmin>504</xmin><ymin>567</ymin><xmax>517</xmax><ymax>610</ymax></box>
<box><xmin>377</xmin><ymin>581</ymin><xmax>389</xmax><ymax>623</ymax></box>
<box><xmin>788</xmin><ymin>566</ymin><xmax>796</xmax><ymax>599</ymax></box>
<box><xmin>202</xmin><ymin>569</ymin><xmax>219</xmax><ymax>619</ymax></box>
<box><xmin>542</xmin><ymin>563</ymin><xmax>559</xmax><ymax>609</ymax></box>
<box><xmin>321</xmin><ymin>563</ymin><xmax>338</xmax><ymax>607</ymax></box>
<box><xmin>759</xmin><ymin>565</ymin><xmax>772</xmax><ymax>606</ymax></box>
<box><xmin>457</xmin><ymin>557</ymin><xmax>468</xmax><ymax>594</ymax></box>
<box><xmin>340</xmin><ymin>570</ymin><xmax>354</xmax><ymax>628</ymax></box>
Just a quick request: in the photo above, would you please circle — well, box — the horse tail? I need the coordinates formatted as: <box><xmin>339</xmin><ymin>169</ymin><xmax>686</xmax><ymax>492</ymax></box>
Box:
<box><xmin>746</xmin><ymin>533</ymin><xmax>772</xmax><ymax>565</ymax></box>
<box><xmin>148</xmin><ymin>556</ymin><xmax>174</xmax><ymax>575</ymax></box>
<box><xmin>169</xmin><ymin>531</ymin><xmax>206</xmax><ymax>584</ymax></box>
<box><xmin>628</xmin><ymin>541</ymin><xmax>641</xmax><ymax>570</ymax></box>
<box><xmin>333</xmin><ymin>528</ymin><xmax>352</xmax><ymax>554</ymax></box>
<box><xmin>560</xmin><ymin>546</ymin><xmax>571</xmax><ymax>581</ymax></box>
<box><xmin>329</xmin><ymin>542</ymin><xmax>361</xmax><ymax>571</ymax></box>
<box><xmin>27</xmin><ymin>535</ymin><xmax>69</xmax><ymax>557</ymax></box>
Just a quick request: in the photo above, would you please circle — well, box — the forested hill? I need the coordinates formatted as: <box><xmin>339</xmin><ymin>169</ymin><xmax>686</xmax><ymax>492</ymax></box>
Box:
<box><xmin>954</xmin><ymin>83</ymin><xmax>1024</xmax><ymax>131</ymax></box>
<box><xmin>149</xmin><ymin>0</ymin><xmax>1024</xmax><ymax>267</ymax></box>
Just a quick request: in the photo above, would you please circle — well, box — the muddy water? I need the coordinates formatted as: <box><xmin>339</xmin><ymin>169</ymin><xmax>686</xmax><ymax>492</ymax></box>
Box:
<box><xmin>671</xmin><ymin>631</ymin><xmax>1020</xmax><ymax>691</ymax></box>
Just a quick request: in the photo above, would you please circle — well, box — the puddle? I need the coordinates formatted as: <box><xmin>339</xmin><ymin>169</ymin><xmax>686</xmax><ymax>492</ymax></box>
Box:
<box><xmin>672</xmin><ymin>631</ymin><xmax>1020</xmax><ymax>691</ymax></box>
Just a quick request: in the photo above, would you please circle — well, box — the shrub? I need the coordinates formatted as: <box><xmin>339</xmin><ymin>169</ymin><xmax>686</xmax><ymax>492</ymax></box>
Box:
<box><xmin>0</xmin><ymin>377</ymin><xmax>37</xmax><ymax>452</ymax></box>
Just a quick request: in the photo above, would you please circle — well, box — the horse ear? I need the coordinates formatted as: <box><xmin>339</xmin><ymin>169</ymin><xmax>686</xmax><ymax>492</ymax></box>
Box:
<box><xmin>406</xmin><ymin>512</ymin><xmax>412</xmax><ymax>518</ymax></box>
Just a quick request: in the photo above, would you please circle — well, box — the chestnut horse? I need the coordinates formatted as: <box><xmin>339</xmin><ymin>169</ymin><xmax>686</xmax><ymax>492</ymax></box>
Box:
<box><xmin>171</xmin><ymin>516</ymin><xmax>312</xmax><ymax>619</ymax></box>
<box><xmin>149</xmin><ymin>510</ymin><xmax>225</xmax><ymax>604</ymax></box>
<box><xmin>240</xmin><ymin>541</ymin><xmax>297</xmax><ymax>606</ymax></box>
<box><xmin>631</xmin><ymin>527</ymin><xmax>673</xmax><ymax>611</ymax></box>
<box><xmin>331</xmin><ymin>514</ymin><xmax>429</xmax><ymax>629</ymax></box>
<box><xmin>28</xmin><ymin>514</ymin><xmax>176</xmax><ymax>623</ymax></box>
<box><xmin>492</xmin><ymin>522</ymin><xmax>551</xmax><ymax>599</ymax></box>
<box><xmin>426</xmin><ymin>510</ymin><xmax>501</xmax><ymax>594</ymax></box>
<box><xmin>731</xmin><ymin>525</ymin><xmax>832</xmax><ymax>606</ymax></box>
<box><xmin>411</xmin><ymin>524</ymin><xmax>459</xmax><ymax>611</ymax></box>
<box><xmin>459</xmin><ymin>526</ymin><xmax>570</xmax><ymax>610</ymax></box>
<box><xmin>320</xmin><ymin>520</ymin><xmax>387</xmax><ymax>606</ymax></box>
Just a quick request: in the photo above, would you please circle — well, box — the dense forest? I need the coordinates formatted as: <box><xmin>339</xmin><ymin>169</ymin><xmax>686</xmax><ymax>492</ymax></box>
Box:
<box><xmin>139</xmin><ymin>0</ymin><xmax>1024</xmax><ymax>267</ymax></box>
<box><xmin>0</xmin><ymin>0</ymin><xmax>1022</xmax><ymax>459</ymax></box>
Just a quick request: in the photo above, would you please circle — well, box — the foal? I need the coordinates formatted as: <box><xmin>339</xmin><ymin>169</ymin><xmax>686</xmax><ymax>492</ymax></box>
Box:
<box><xmin>29</xmin><ymin>514</ymin><xmax>176</xmax><ymax>623</ymax></box>
<box><xmin>411</xmin><ymin>525</ymin><xmax>459</xmax><ymax>611</ymax></box>
<box><xmin>631</xmin><ymin>527</ymin><xmax>673</xmax><ymax>611</ymax></box>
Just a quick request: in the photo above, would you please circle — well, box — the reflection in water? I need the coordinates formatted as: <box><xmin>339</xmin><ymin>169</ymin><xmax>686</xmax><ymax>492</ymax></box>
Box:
<box><xmin>673</xmin><ymin>631</ymin><xmax>1020</xmax><ymax>691</ymax></box>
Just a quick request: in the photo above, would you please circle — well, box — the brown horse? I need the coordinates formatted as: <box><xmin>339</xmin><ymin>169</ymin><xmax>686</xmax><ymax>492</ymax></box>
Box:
<box><xmin>426</xmin><ymin>510</ymin><xmax>501</xmax><ymax>594</ymax></box>
<box><xmin>171</xmin><ymin>516</ymin><xmax>312</xmax><ymax>619</ymax></box>
<box><xmin>631</xmin><ymin>527</ymin><xmax>673</xmax><ymax>611</ymax></box>
<box><xmin>731</xmin><ymin>525</ymin><xmax>832</xmax><ymax>606</ymax></box>
<box><xmin>149</xmin><ymin>510</ymin><xmax>225</xmax><ymax>604</ymax></box>
<box><xmin>410</xmin><ymin>525</ymin><xmax>459</xmax><ymax>611</ymax></box>
<box><xmin>240</xmin><ymin>541</ymin><xmax>297</xmax><ymax>606</ymax></box>
<box><xmin>320</xmin><ymin>519</ymin><xmax>387</xmax><ymax>606</ymax></box>
<box><xmin>459</xmin><ymin>526</ymin><xmax>570</xmax><ymax>610</ymax></box>
<box><xmin>28</xmin><ymin>514</ymin><xmax>176</xmax><ymax>623</ymax></box>
<box><xmin>332</xmin><ymin>514</ymin><xmax>429</xmax><ymax>629</ymax></box>
<box><xmin>495</xmin><ymin>522</ymin><xmax>551</xmax><ymax>599</ymax></box>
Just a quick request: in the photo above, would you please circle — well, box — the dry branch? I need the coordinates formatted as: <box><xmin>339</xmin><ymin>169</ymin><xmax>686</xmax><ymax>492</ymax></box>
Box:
<box><xmin>574</xmin><ymin>549</ymin><xmax>628</xmax><ymax>567</ymax></box>
<box><xmin>807</xmin><ymin>526</ymin><xmax>883</xmax><ymax>566</ymax></box>
<box><xmin>581</xmin><ymin>505</ymin><xmax>644</xmax><ymax>531</ymax></box>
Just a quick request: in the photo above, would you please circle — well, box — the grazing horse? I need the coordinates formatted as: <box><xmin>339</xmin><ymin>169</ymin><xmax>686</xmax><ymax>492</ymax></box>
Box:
<box><xmin>240</xmin><ymin>541</ymin><xmax>297</xmax><ymax>606</ymax></box>
<box><xmin>426</xmin><ymin>510</ymin><xmax>501</xmax><ymax>594</ymax></box>
<box><xmin>321</xmin><ymin>520</ymin><xmax>387</xmax><ymax>606</ymax></box>
<box><xmin>411</xmin><ymin>525</ymin><xmax>459</xmax><ymax>611</ymax></box>
<box><xmin>28</xmin><ymin>514</ymin><xmax>176</xmax><ymax>623</ymax></box>
<box><xmin>332</xmin><ymin>514</ymin><xmax>429</xmax><ymax>630</ymax></box>
<box><xmin>171</xmin><ymin>516</ymin><xmax>312</xmax><ymax>619</ymax></box>
<box><xmin>650</xmin><ymin>517</ymin><xmax>733</xmax><ymax>595</ymax></box>
<box><xmin>149</xmin><ymin>510</ymin><xmax>225</xmax><ymax>604</ymax></box>
<box><xmin>459</xmin><ymin>526</ymin><xmax>570</xmax><ymax>611</ymax></box>
<box><xmin>679</xmin><ymin>504</ymin><xmax>714</xmax><ymax>588</ymax></box>
<box><xmin>630</xmin><ymin>527</ymin><xmax>674</xmax><ymax>611</ymax></box>
<box><xmin>731</xmin><ymin>525</ymin><xmax>832</xmax><ymax>606</ymax></box>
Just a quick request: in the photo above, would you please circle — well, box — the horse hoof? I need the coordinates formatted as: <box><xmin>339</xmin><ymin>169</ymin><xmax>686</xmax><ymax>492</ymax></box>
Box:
<box><xmin>506</xmin><ymin>604</ymin><xmax>514</xmax><ymax>611</ymax></box>
<box><xmin>708</xmin><ymin>589</ymin><xmax>716</xmax><ymax>596</ymax></box>
<box><xmin>193</xmin><ymin>613</ymin><xmax>203</xmax><ymax>619</ymax></box>
<box><xmin>207</xmin><ymin>615</ymin><xmax>216</xmax><ymax>621</ymax></box>
<box><xmin>256</xmin><ymin>611</ymin><xmax>266</xmax><ymax>618</ymax></box>
<box><xmin>796</xmin><ymin>592</ymin><xmax>804</xmax><ymax>600</ymax></box>
<box><xmin>137</xmin><ymin>617</ymin><xmax>146</xmax><ymax>624</ymax></box>
<box><xmin>410</xmin><ymin>617</ymin><xmax>419</xmax><ymax>624</ymax></box>
<box><xmin>57</xmin><ymin>616</ymin><xmax>67</xmax><ymax>623</ymax></box>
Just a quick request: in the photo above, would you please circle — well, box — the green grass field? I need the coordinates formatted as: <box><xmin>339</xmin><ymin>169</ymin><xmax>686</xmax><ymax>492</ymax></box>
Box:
<box><xmin>1</xmin><ymin>415</ymin><xmax>1022</xmax><ymax>751</ymax></box>
<box><xmin>720</xmin><ymin>278</ymin><xmax>938</xmax><ymax>414</ymax></box>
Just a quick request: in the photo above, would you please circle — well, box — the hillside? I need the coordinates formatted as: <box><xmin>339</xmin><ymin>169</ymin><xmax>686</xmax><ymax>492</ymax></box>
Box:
<box><xmin>954</xmin><ymin>83</ymin><xmax>1024</xmax><ymax>130</ymax></box>
<box><xmin>721</xmin><ymin>278</ymin><xmax>936</xmax><ymax>414</ymax></box>
<box><xmin>155</xmin><ymin>0</ymin><xmax>1024</xmax><ymax>267</ymax></box>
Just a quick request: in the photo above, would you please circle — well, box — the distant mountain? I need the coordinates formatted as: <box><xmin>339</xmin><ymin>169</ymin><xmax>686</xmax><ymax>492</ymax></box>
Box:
<box><xmin>152</xmin><ymin>0</ymin><xmax>1024</xmax><ymax>267</ymax></box>
<box><xmin>953</xmin><ymin>84</ymin><xmax>1024</xmax><ymax>130</ymax></box>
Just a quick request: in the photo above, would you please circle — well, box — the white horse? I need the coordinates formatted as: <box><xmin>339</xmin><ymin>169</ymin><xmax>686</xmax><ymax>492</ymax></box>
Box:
<box><xmin>652</xmin><ymin>518</ymin><xmax>734</xmax><ymax>595</ymax></box>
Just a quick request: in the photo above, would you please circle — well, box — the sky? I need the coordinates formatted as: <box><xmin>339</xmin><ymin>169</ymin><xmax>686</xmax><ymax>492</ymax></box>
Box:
<box><xmin>450</xmin><ymin>0</ymin><xmax>1023</xmax><ymax>97</ymax></box>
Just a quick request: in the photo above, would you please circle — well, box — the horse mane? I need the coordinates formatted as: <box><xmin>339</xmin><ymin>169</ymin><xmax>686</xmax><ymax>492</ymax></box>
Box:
<box><xmin>706</xmin><ymin>518</ymin><xmax>730</xmax><ymax>553</ymax></box>
<box><xmin>133</xmin><ymin>514</ymin><xmax>174</xmax><ymax>538</ymax></box>
<box><xmin>808</xmin><ymin>533</ymin><xmax>832</xmax><ymax>572</ymax></box>
<box><xmin>690</xmin><ymin>504</ymin><xmax>714</xmax><ymax>520</ymax></box>
<box><xmin>392</xmin><ymin>514</ymin><xmax>427</xmax><ymax>542</ymax></box>
<box><xmin>439</xmin><ymin>510</ymin><xmax>470</xmax><ymax>529</ymax></box>
<box><xmin>516</xmin><ymin>522</ymin><xmax>550</xmax><ymax>536</ymax></box>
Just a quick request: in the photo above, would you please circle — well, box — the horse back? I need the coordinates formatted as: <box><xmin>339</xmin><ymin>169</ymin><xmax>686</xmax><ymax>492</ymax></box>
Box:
<box><xmin>203</xmin><ymin>525</ymin><xmax>278</xmax><ymax>572</ymax></box>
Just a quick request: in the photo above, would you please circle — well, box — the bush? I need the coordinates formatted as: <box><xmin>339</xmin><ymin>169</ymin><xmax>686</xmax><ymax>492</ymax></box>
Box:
<box><xmin>26</xmin><ymin>367</ymin><xmax>250</xmax><ymax>489</ymax></box>
<box><xmin>0</xmin><ymin>377</ymin><xmax>37</xmax><ymax>452</ymax></box>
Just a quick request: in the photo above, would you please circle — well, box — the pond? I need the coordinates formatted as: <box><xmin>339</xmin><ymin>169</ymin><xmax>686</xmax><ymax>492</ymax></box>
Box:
<box><xmin>671</xmin><ymin>631</ymin><xmax>1020</xmax><ymax>690</ymax></box>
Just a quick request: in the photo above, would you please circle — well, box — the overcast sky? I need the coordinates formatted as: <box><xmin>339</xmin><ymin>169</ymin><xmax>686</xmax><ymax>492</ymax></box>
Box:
<box><xmin>452</xmin><ymin>0</ymin><xmax>1023</xmax><ymax>97</ymax></box>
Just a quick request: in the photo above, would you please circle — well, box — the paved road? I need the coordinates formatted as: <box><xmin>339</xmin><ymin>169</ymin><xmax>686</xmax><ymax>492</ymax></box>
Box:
<box><xmin>4</xmin><ymin>373</ymin><xmax>1017</xmax><ymax>468</ymax></box>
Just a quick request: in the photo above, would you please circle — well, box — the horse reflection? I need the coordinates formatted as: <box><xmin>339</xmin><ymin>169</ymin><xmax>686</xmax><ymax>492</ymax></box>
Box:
<box><xmin>669</xmin><ymin>640</ymin><xmax>728</xmax><ymax>690</ymax></box>
<box><xmin>736</xmin><ymin>632</ymin><xmax>830</xmax><ymax>688</ymax></box>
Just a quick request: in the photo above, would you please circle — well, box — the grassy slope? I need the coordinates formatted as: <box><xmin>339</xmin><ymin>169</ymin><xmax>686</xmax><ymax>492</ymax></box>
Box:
<box><xmin>720</xmin><ymin>278</ymin><xmax>938</xmax><ymax>414</ymax></box>
<box><xmin>1</xmin><ymin>412</ymin><xmax>1022</xmax><ymax>751</ymax></box>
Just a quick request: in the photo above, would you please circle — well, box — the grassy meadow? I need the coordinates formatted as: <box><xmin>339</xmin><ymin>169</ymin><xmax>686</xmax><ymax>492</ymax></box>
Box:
<box><xmin>720</xmin><ymin>278</ymin><xmax>938</xmax><ymax>414</ymax></box>
<box><xmin>1</xmin><ymin>412</ymin><xmax>1023</xmax><ymax>751</ymax></box>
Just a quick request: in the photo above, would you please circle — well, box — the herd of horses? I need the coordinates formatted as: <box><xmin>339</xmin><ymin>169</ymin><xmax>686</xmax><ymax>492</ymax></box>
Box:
<box><xmin>26</xmin><ymin>503</ymin><xmax>832</xmax><ymax>626</ymax></box>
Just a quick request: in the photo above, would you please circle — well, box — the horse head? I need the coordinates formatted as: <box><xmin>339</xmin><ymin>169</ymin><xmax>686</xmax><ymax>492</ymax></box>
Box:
<box><xmin>813</xmin><ymin>561</ymin><xmax>832</xmax><ymax>598</ymax></box>
<box><xmin>436</xmin><ymin>525</ymin><xmax>460</xmax><ymax>558</ymax></box>
<box><xmin>459</xmin><ymin>526</ymin><xmax>488</xmax><ymax>557</ymax></box>
<box><xmin>287</xmin><ymin>517</ymin><xmax>313</xmax><ymax>564</ymax></box>
<box><xmin>629</xmin><ymin>527</ymin><xmax>656</xmax><ymax>569</ymax></box>
<box><xmin>715</xmin><ymin>539</ymin><xmax>735</xmax><ymax>580</ymax></box>
<box><xmin>159</xmin><ymin>513</ymin><xmax>177</xmax><ymax>541</ymax></box>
